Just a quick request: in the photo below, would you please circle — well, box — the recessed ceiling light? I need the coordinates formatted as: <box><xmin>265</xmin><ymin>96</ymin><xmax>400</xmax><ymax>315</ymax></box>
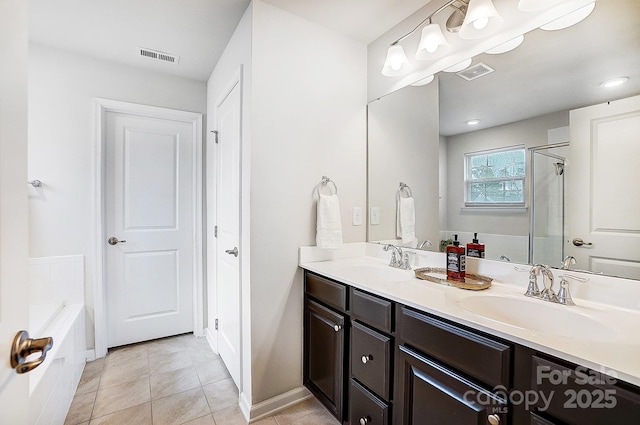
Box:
<box><xmin>466</xmin><ymin>119</ymin><xmax>481</xmax><ymax>126</ymax></box>
<box><xmin>540</xmin><ymin>2</ymin><xmax>595</xmax><ymax>31</ymax></box>
<box><xmin>600</xmin><ymin>77</ymin><xmax>629</xmax><ymax>88</ymax></box>
<box><xmin>411</xmin><ymin>75</ymin><xmax>435</xmax><ymax>86</ymax></box>
<box><xmin>443</xmin><ymin>58</ymin><xmax>473</xmax><ymax>73</ymax></box>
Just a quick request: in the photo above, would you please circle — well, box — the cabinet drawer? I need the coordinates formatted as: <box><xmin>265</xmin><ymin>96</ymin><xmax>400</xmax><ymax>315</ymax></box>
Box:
<box><xmin>349</xmin><ymin>379</ymin><xmax>389</xmax><ymax>425</ymax></box>
<box><xmin>351</xmin><ymin>321</ymin><xmax>392</xmax><ymax>400</ymax></box>
<box><xmin>394</xmin><ymin>345</ymin><xmax>507</xmax><ymax>425</ymax></box>
<box><xmin>398</xmin><ymin>306</ymin><xmax>511</xmax><ymax>388</ymax></box>
<box><xmin>351</xmin><ymin>288</ymin><xmax>393</xmax><ymax>333</ymax></box>
<box><xmin>305</xmin><ymin>272</ymin><xmax>347</xmax><ymax>312</ymax></box>
<box><xmin>530</xmin><ymin>355</ymin><xmax>640</xmax><ymax>425</ymax></box>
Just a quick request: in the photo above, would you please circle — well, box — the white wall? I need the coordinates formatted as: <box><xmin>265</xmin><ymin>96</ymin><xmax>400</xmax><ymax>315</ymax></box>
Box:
<box><xmin>28</xmin><ymin>44</ymin><xmax>207</xmax><ymax>349</ymax></box>
<box><xmin>250</xmin><ymin>0</ymin><xmax>367</xmax><ymax>404</ymax></box>
<box><xmin>368</xmin><ymin>81</ymin><xmax>439</xmax><ymax>246</ymax></box>
<box><xmin>206</xmin><ymin>3</ymin><xmax>253</xmax><ymax>409</ymax></box>
<box><xmin>444</xmin><ymin>110</ymin><xmax>568</xmax><ymax>237</ymax></box>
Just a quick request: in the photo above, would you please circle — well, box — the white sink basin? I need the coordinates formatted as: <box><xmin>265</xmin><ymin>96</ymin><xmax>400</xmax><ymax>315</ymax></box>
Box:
<box><xmin>331</xmin><ymin>260</ymin><xmax>415</xmax><ymax>282</ymax></box>
<box><xmin>448</xmin><ymin>292</ymin><xmax>631</xmax><ymax>343</ymax></box>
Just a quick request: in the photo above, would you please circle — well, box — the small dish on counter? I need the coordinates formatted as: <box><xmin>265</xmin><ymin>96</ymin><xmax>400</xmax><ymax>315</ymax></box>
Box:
<box><xmin>414</xmin><ymin>267</ymin><xmax>492</xmax><ymax>290</ymax></box>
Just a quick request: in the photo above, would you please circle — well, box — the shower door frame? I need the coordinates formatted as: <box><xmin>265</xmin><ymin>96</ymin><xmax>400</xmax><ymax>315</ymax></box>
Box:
<box><xmin>528</xmin><ymin>142</ymin><xmax>569</xmax><ymax>265</ymax></box>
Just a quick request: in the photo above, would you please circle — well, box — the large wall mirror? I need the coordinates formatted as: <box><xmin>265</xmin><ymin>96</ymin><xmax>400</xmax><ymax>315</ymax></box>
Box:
<box><xmin>367</xmin><ymin>0</ymin><xmax>640</xmax><ymax>279</ymax></box>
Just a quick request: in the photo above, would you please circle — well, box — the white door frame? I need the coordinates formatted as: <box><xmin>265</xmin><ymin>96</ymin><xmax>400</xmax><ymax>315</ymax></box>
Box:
<box><xmin>94</xmin><ymin>98</ymin><xmax>204</xmax><ymax>357</ymax></box>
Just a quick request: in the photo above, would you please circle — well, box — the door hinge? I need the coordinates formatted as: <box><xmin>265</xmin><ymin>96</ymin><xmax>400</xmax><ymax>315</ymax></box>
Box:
<box><xmin>215</xmin><ymin>318</ymin><xmax>218</xmax><ymax>330</ymax></box>
<box><xmin>214</xmin><ymin>225</ymin><xmax>218</xmax><ymax>237</ymax></box>
<box><xmin>211</xmin><ymin>130</ymin><xmax>219</xmax><ymax>144</ymax></box>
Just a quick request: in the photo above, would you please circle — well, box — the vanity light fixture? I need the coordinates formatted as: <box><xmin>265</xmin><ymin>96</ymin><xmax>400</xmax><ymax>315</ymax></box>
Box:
<box><xmin>411</xmin><ymin>75</ymin><xmax>435</xmax><ymax>86</ymax></box>
<box><xmin>466</xmin><ymin>119</ymin><xmax>481</xmax><ymax>125</ymax></box>
<box><xmin>459</xmin><ymin>0</ymin><xmax>503</xmax><ymax>39</ymax></box>
<box><xmin>540</xmin><ymin>1</ymin><xmax>595</xmax><ymax>30</ymax></box>
<box><xmin>485</xmin><ymin>34</ymin><xmax>525</xmax><ymax>54</ymax></box>
<box><xmin>381</xmin><ymin>44</ymin><xmax>412</xmax><ymax>76</ymax></box>
<box><xmin>381</xmin><ymin>0</ymin><xmax>503</xmax><ymax>76</ymax></box>
<box><xmin>600</xmin><ymin>77</ymin><xmax>629</xmax><ymax>88</ymax></box>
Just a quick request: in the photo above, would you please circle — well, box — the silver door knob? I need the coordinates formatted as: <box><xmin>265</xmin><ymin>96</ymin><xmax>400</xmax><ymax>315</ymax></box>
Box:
<box><xmin>225</xmin><ymin>247</ymin><xmax>238</xmax><ymax>257</ymax></box>
<box><xmin>359</xmin><ymin>417</ymin><xmax>369</xmax><ymax>425</ymax></box>
<box><xmin>333</xmin><ymin>324</ymin><xmax>342</xmax><ymax>332</ymax></box>
<box><xmin>361</xmin><ymin>354</ymin><xmax>373</xmax><ymax>364</ymax></box>
<box><xmin>108</xmin><ymin>237</ymin><xmax>126</xmax><ymax>245</ymax></box>
<box><xmin>572</xmin><ymin>238</ymin><xmax>593</xmax><ymax>247</ymax></box>
<box><xmin>488</xmin><ymin>414</ymin><xmax>500</xmax><ymax>425</ymax></box>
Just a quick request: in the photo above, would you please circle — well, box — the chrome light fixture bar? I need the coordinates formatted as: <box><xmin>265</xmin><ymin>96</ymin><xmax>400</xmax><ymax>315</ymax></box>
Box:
<box><xmin>381</xmin><ymin>0</ymin><xmax>504</xmax><ymax>77</ymax></box>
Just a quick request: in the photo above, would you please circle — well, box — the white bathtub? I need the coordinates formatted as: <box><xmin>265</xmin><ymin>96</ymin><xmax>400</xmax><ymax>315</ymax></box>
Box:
<box><xmin>28</xmin><ymin>255</ymin><xmax>87</xmax><ymax>425</ymax></box>
<box><xmin>29</xmin><ymin>303</ymin><xmax>86</xmax><ymax>425</ymax></box>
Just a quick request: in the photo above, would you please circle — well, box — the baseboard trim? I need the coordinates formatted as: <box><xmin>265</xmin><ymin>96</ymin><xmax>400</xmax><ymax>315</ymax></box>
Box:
<box><xmin>246</xmin><ymin>386</ymin><xmax>312</xmax><ymax>422</ymax></box>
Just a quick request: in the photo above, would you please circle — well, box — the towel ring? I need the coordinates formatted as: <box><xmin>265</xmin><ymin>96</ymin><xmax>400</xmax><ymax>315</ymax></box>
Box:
<box><xmin>399</xmin><ymin>182</ymin><xmax>412</xmax><ymax>198</ymax></box>
<box><xmin>319</xmin><ymin>176</ymin><xmax>338</xmax><ymax>195</ymax></box>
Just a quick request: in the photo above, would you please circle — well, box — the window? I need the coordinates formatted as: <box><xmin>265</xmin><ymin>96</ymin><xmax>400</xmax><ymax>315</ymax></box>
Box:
<box><xmin>464</xmin><ymin>146</ymin><xmax>526</xmax><ymax>206</ymax></box>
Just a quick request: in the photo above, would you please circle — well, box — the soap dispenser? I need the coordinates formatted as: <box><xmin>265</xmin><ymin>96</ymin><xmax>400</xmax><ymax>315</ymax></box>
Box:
<box><xmin>446</xmin><ymin>234</ymin><xmax>466</xmax><ymax>282</ymax></box>
<box><xmin>466</xmin><ymin>233</ymin><xmax>485</xmax><ymax>258</ymax></box>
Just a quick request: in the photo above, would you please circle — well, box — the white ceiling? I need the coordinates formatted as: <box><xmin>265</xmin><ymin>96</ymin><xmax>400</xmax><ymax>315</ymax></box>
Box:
<box><xmin>438</xmin><ymin>0</ymin><xmax>640</xmax><ymax>136</ymax></box>
<box><xmin>29</xmin><ymin>0</ymin><xmax>433</xmax><ymax>81</ymax></box>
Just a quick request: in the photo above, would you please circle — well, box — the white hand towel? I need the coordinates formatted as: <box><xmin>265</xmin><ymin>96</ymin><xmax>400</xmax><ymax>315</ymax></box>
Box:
<box><xmin>397</xmin><ymin>197</ymin><xmax>416</xmax><ymax>245</ymax></box>
<box><xmin>316</xmin><ymin>194</ymin><xmax>343</xmax><ymax>249</ymax></box>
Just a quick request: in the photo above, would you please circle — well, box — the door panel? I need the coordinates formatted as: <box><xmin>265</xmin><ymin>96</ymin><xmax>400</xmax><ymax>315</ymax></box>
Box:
<box><xmin>568</xmin><ymin>95</ymin><xmax>640</xmax><ymax>279</ymax></box>
<box><xmin>105</xmin><ymin>111</ymin><xmax>194</xmax><ymax>347</ymax></box>
<box><xmin>215</xmin><ymin>79</ymin><xmax>242</xmax><ymax>388</ymax></box>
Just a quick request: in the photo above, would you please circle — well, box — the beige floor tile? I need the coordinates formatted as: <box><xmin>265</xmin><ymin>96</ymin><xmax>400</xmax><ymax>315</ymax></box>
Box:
<box><xmin>76</xmin><ymin>365</ymin><xmax>102</xmax><ymax>395</ymax></box>
<box><xmin>147</xmin><ymin>336</ymin><xmax>190</xmax><ymax>355</ymax></box>
<box><xmin>252</xmin><ymin>416</ymin><xmax>278</xmax><ymax>425</ymax></box>
<box><xmin>149</xmin><ymin>350</ymin><xmax>194</xmax><ymax>375</ymax></box>
<box><xmin>183</xmin><ymin>414</ymin><xmax>216</xmax><ymax>425</ymax></box>
<box><xmin>92</xmin><ymin>375</ymin><xmax>150</xmax><ymax>418</ymax></box>
<box><xmin>151</xmin><ymin>387</ymin><xmax>211</xmax><ymax>425</ymax></box>
<box><xmin>105</xmin><ymin>344</ymin><xmax>149</xmax><ymax>367</ymax></box>
<box><xmin>280</xmin><ymin>409</ymin><xmax>340</xmax><ymax>425</ymax></box>
<box><xmin>202</xmin><ymin>378</ymin><xmax>238</xmax><ymax>413</ymax></box>
<box><xmin>99</xmin><ymin>357</ymin><xmax>149</xmax><ymax>388</ymax></box>
<box><xmin>194</xmin><ymin>358</ymin><xmax>230</xmax><ymax>385</ymax></box>
<box><xmin>89</xmin><ymin>402</ymin><xmax>152</xmax><ymax>425</ymax></box>
<box><xmin>189</xmin><ymin>347</ymin><xmax>221</xmax><ymax>364</ymax></box>
<box><xmin>271</xmin><ymin>397</ymin><xmax>326</xmax><ymax>424</ymax></box>
<box><xmin>150</xmin><ymin>366</ymin><xmax>201</xmax><ymax>400</ymax></box>
<box><xmin>64</xmin><ymin>391</ymin><xmax>97</xmax><ymax>425</ymax></box>
<box><xmin>211</xmin><ymin>406</ymin><xmax>248</xmax><ymax>425</ymax></box>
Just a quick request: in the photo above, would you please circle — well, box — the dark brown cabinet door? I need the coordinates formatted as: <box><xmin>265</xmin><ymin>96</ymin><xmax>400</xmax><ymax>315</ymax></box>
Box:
<box><xmin>395</xmin><ymin>345</ymin><xmax>508</xmax><ymax>425</ymax></box>
<box><xmin>304</xmin><ymin>298</ymin><xmax>346</xmax><ymax>421</ymax></box>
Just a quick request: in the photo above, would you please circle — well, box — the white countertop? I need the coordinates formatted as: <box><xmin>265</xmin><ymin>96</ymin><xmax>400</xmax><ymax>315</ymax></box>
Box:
<box><xmin>299</xmin><ymin>242</ymin><xmax>640</xmax><ymax>388</ymax></box>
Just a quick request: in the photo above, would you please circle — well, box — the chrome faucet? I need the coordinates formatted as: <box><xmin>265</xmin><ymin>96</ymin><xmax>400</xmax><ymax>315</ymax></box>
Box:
<box><xmin>418</xmin><ymin>240</ymin><xmax>432</xmax><ymax>250</ymax></box>
<box><xmin>561</xmin><ymin>255</ymin><xmax>577</xmax><ymax>270</ymax></box>
<box><xmin>383</xmin><ymin>244</ymin><xmax>412</xmax><ymax>270</ymax></box>
<box><xmin>526</xmin><ymin>264</ymin><xmax>558</xmax><ymax>303</ymax></box>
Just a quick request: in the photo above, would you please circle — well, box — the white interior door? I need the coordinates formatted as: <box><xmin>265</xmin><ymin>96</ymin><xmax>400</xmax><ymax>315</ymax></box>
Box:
<box><xmin>105</xmin><ymin>110</ymin><xmax>195</xmax><ymax>348</ymax></box>
<box><xmin>0</xmin><ymin>0</ymin><xmax>30</xmax><ymax>416</ymax></box>
<box><xmin>567</xmin><ymin>94</ymin><xmax>640</xmax><ymax>279</ymax></box>
<box><xmin>216</xmin><ymin>79</ymin><xmax>242</xmax><ymax>388</ymax></box>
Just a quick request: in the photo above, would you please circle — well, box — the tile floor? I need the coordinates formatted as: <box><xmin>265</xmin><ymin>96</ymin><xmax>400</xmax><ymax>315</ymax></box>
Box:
<box><xmin>64</xmin><ymin>334</ymin><xmax>340</xmax><ymax>425</ymax></box>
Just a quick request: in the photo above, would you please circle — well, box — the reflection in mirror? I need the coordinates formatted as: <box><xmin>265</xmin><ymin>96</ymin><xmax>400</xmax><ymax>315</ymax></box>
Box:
<box><xmin>367</xmin><ymin>0</ymin><xmax>640</xmax><ymax>279</ymax></box>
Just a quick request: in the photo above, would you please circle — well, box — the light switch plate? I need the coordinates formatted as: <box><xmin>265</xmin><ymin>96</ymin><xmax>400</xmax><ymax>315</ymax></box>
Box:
<box><xmin>352</xmin><ymin>207</ymin><xmax>363</xmax><ymax>226</ymax></box>
<box><xmin>370</xmin><ymin>207</ymin><xmax>380</xmax><ymax>225</ymax></box>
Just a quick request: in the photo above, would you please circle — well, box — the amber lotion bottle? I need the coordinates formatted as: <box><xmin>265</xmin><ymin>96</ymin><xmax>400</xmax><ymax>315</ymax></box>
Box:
<box><xmin>466</xmin><ymin>232</ymin><xmax>485</xmax><ymax>258</ymax></box>
<box><xmin>446</xmin><ymin>234</ymin><xmax>466</xmax><ymax>282</ymax></box>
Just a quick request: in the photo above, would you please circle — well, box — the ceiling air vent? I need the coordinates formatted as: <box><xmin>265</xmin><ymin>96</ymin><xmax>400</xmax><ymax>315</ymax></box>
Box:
<box><xmin>456</xmin><ymin>62</ymin><xmax>494</xmax><ymax>81</ymax></box>
<box><xmin>138</xmin><ymin>48</ymin><xmax>179</xmax><ymax>65</ymax></box>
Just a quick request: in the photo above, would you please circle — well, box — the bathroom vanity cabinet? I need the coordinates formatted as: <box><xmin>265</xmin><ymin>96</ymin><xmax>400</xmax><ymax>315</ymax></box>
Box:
<box><xmin>302</xmin><ymin>270</ymin><xmax>640</xmax><ymax>425</ymax></box>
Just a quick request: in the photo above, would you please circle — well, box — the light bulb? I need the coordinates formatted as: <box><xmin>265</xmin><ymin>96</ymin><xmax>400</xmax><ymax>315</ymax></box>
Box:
<box><xmin>426</xmin><ymin>40</ymin><xmax>438</xmax><ymax>53</ymax></box>
<box><xmin>391</xmin><ymin>61</ymin><xmax>401</xmax><ymax>71</ymax></box>
<box><xmin>473</xmin><ymin>17</ymin><xmax>489</xmax><ymax>30</ymax></box>
<box><xmin>381</xmin><ymin>45</ymin><xmax>412</xmax><ymax>77</ymax></box>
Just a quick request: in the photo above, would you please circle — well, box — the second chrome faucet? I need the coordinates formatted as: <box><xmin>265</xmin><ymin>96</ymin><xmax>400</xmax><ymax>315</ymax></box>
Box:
<box><xmin>526</xmin><ymin>264</ymin><xmax>587</xmax><ymax>306</ymax></box>
<box><xmin>383</xmin><ymin>244</ymin><xmax>412</xmax><ymax>270</ymax></box>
